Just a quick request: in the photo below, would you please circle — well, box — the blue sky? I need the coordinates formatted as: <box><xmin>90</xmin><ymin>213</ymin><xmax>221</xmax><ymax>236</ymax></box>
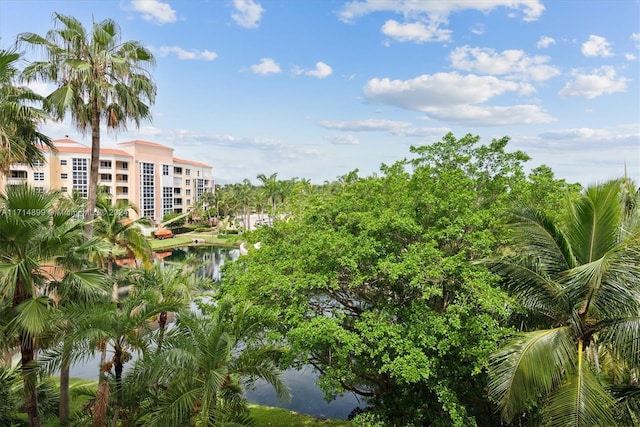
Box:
<box><xmin>1</xmin><ymin>0</ymin><xmax>638</xmax><ymax>186</ymax></box>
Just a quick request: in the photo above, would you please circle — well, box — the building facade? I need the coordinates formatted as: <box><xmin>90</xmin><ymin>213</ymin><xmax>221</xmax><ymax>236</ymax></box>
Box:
<box><xmin>0</xmin><ymin>138</ymin><xmax>214</xmax><ymax>223</ymax></box>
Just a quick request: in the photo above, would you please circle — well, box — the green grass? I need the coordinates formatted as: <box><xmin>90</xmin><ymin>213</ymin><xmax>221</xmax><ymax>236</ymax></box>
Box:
<box><xmin>150</xmin><ymin>231</ymin><xmax>241</xmax><ymax>251</ymax></box>
<box><xmin>249</xmin><ymin>404</ymin><xmax>352</xmax><ymax>426</ymax></box>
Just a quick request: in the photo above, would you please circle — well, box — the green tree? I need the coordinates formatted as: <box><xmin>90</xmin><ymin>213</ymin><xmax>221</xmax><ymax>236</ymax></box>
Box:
<box><xmin>123</xmin><ymin>298</ymin><xmax>289</xmax><ymax>426</ymax></box>
<box><xmin>487</xmin><ymin>180</ymin><xmax>640</xmax><ymax>426</ymax></box>
<box><xmin>220</xmin><ymin>134</ymin><xmax>533</xmax><ymax>425</ymax></box>
<box><xmin>19</xmin><ymin>13</ymin><xmax>156</xmax><ymax>235</ymax></box>
<box><xmin>0</xmin><ymin>185</ymin><xmax>105</xmax><ymax>427</ymax></box>
<box><xmin>0</xmin><ymin>48</ymin><xmax>53</xmax><ymax>173</ymax></box>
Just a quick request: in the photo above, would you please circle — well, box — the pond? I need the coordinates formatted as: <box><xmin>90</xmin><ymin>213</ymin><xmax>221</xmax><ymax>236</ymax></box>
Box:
<box><xmin>72</xmin><ymin>245</ymin><xmax>364</xmax><ymax>420</ymax></box>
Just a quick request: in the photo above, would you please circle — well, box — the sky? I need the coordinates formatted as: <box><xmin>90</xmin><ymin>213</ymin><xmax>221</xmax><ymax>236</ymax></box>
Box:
<box><xmin>1</xmin><ymin>0</ymin><xmax>639</xmax><ymax>186</ymax></box>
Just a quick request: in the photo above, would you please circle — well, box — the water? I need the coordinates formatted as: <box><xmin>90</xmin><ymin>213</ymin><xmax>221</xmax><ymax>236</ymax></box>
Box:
<box><xmin>70</xmin><ymin>245</ymin><xmax>362</xmax><ymax>420</ymax></box>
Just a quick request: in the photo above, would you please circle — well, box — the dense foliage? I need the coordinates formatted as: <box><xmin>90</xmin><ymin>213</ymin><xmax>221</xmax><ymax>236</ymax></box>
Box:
<box><xmin>218</xmin><ymin>133</ymin><xmax>583</xmax><ymax>426</ymax></box>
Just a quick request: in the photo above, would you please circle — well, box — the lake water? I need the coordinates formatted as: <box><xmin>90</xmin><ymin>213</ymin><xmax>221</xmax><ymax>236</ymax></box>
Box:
<box><xmin>71</xmin><ymin>245</ymin><xmax>363</xmax><ymax>420</ymax></box>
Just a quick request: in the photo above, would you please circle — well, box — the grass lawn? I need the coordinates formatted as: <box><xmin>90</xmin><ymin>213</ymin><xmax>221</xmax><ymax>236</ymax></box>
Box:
<box><xmin>249</xmin><ymin>405</ymin><xmax>352</xmax><ymax>426</ymax></box>
<box><xmin>150</xmin><ymin>230</ymin><xmax>241</xmax><ymax>251</ymax></box>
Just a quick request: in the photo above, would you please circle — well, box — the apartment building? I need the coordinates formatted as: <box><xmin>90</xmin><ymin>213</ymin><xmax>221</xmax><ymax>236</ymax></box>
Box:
<box><xmin>0</xmin><ymin>138</ymin><xmax>214</xmax><ymax>223</ymax></box>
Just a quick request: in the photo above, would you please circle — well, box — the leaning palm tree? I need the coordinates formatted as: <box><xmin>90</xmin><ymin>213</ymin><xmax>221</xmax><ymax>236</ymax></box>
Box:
<box><xmin>487</xmin><ymin>180</ymin><xmax>640</xmax><ymax>426</ymax></box>
<box><xmin>0</xmin><ymin>48</ymin><xmax>53</xmax><ymax>173</ymax></box>
<box><xmin>0</xmin><ymin>185</ymin><xmax>106</xmax><ymax>427</ymax></box>
<box><xmin>18</xmin><ymin>13</ymin><xmax>156</xmax><ymax>235</ymax></box>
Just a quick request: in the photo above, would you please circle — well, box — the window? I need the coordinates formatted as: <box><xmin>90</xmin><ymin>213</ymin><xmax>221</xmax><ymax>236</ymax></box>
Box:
<box><xmin>61</xmin><ymin>173</ymin><xmax>68</xmax><ymax>179</ymax></box>
<box><xmin>33</xmin><ymin>172</ymin><xmax>45</xmax><ymax>181</ymax></box>
<box><xmin>140</xmin><ymin>162</ymin><xmax>155</xmax><ymax>219</ymax></box>
<box><xmin>117</xmin><ymin>161</ymin><xmax>128</xmax><ymax>170</ymax></box>
<box><xmin>197</xmin><ymin>170</ymin><xmax>200</xmax><ymax>177</ymax></box>
<box><xmin>174</xmin><ymin>187</ymin><xmax>181</xmax><ymax>195</ymax></box>
<box><xmin>100</xmin><ymin>160</ymin><xmax>112</xmax><ymax>168</ymax></box>
<box><xmin>33</xmin><ymin>160</ymin><xmax>44</xmax><ymax>168</ymax></box>
<box><xmin>185</xmin><ymin>189</ymin><xmax>191</xmax><ymax>196</ymax></box>
<box><xmin>185</xmin><ymin>179</ymin><xmax>191</xmax><ymax>186</ymax></box>
<box><xmin>100</xmin><ymin>173</ymin><xmax>112</xmax><ymax>181</ymax></box>
<box><xmin>162</xmin><ymin>164</ymin><xmax>169</xmax><ymax>176</ymax></box>
<box><xmin>174</xmin><ymin>167</ymin><xmax>182</xmax><ymax>175</ymax></box>
<box><xmin>72</xmin><ymin>158</ymin><xmax>88</xmax><ymax>197</ymax></box>
<box><xmin>60</xmin><ymin>159</ymin><xmax>67</xmax><ymax>166</ymax></box>
<box><xmin>162</xmin><ymin>187</ymin><xmax>173</xmax><ymax>216</ymax></box>
<box><xmin>185</xmin><ymin>169</ymin><xmax>191</xmax><ymax>176</ymax></box>
<box><xmin>34</xmin><ymin>187</ymin><xmax>44</xmax><ymax>194</ymax></box>
<box><xmin>60</xmin><ymin>187</ymin><xmax>68</xmax><ymax>193</ymax></box>
<box><xmin>186</xmin><ymin>199</ymin><xmax>191</xmax><ymax>206</ymax></box>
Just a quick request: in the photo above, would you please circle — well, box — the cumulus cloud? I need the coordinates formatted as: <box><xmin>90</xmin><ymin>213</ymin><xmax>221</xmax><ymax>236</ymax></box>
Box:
<box><xmin>156</xmin><ymin>46</ymin><xmax>217</xmax><ymax>61</ymax></box>
<box><xmin>324</xmin><ymin>134</ymin><xmax>360</xmax><ymax>145</ymax></box>
<box><xmin>632</xmin><ymin>33</ymin><xmax>640</xmax><ymax>48</ymax></box>
<box><xmin>250</xmin><ymin>58</ymin><xmax>281</xmax><ymax>75</ymax></box>
<box><xmin>420</xmin><ymin>104</ymin><xmax>554</xmax><ymax>126</ymax></box>
<box><xmin>131</xmin><ymin>0</ymin><xmax>177</xmax><ymax>24</ymax></box>
<box><xmin>625</xmin><ymin>53</ymin><xmax>637</xmax><ymax>61</ymax></box>
<box><xmin>294</xmin><ymin>61</ymin><xmax>333</xmax><ymax>78</ymax></box>
<box><xmin>449</xmin><ymin>45</ymin><xmax>561</xmax><ymax>81</ymax></box>
<box><xmin>319</xmin><ymin>119</ymin><xmax>412</xmax><ymax>132</ymax></box>
<box><xmin>582</xmin><ymin>35</ymin><xmax>613</xmax><ymax>57</ymax></box>
<box><xmin>381</xmin><ymin>19</ymin><xmax>451</xmax><ymax>43</ymax></box>
<box><xmin>231</xmin><ymin>0</ymin><xmax>264</xmax><ymax>29</ymax></box>
<box><xmin>537</xmin><ymin>36</ymin><xmax>555</xmax><ymax>49</ymax></box>
<box><xmin>364</xmin><ymin>72</ymin><xmax>534</xmax><ymax>109</ymax></box>
<box><xmin>558</xmin><ymin>66</ymin><xmax>628</xmax><ymax>99</ymax></box>
<box><xmin>338</xmin><ymin>0</ymin><xmax>544</xmax><ymax>22</ymax></box>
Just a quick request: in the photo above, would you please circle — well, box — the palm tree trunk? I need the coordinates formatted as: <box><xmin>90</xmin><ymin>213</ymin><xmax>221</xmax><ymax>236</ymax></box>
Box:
<box><xmin>110</xmin><ymin>346</ymin><xmax>123</xmax><ymax>427</ymax></box>
<box><xmin>59</xmin><ymin>339</ymin><xmax>72</xmax><ymax>423</ymax></box>
<box><xmin>85</xmin><ymin>95</ymin><xmax>101</xmax><ymax>237</ymax></box>
<box><xmin>21</xmin><ymin>334</ymin><xmax>41</xmax><ymax>427</ymax></box>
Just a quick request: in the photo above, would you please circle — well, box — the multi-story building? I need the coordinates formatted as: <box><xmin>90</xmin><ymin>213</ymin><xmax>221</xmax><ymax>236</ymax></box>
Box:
<box><xmin>0</xmin><ymin>138</ymin><xmax>214</xmax><ymax>223</ymax></box>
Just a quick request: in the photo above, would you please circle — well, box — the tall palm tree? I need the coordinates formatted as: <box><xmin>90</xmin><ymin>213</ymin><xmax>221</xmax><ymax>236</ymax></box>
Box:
<box><xmin>126</xmin><ymin>299</ymin><xmax>289</xmax><ymax>426</ymax></box>
<box><xmin>18</xmin><ymin>13</ymin><xmax>156</xmax><ymax>235</ymax></box>
<box><xmin>487</xmin><ymin>180</ymin><xmax>640</xmax><ymax>426</ymax></box>
<box><xmin>257</xmin><ymin>172</ymin><xmax>280</xmax><ymax>212</ymax></box>
<box><xmin>0</xmin><ymin>49</ymin><xmax>54</xmax><ymax>173</ymax></box>
<box><xmin>0</xmin><ymin>185</ymin><xmax>105</xmax><ymax>427</ymax></box>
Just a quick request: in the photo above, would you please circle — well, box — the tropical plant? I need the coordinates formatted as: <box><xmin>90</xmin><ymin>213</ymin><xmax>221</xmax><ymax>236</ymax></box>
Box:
<box><xmin>19</xmin><ymin>13</ymin><xmax>156</xmax><ymax>234</ymax></box>
<box><xmin>0</xmin><ymin>48</ymin><xmax>53</xmax><ymax>173</ymax></box>
<box><xmin>0</xmin><ymin>185</ymin><xmax>106</xmax><ymax>427</ymax></box>
<box><xmin>487</xmin><ymin>179</ymin><xmax>640</xmax><ymax>426</ymax></box>
<box><xmin>123</xmin><ymin>299</ymin><xmax>289</xmax><ymax>426</ymax></box>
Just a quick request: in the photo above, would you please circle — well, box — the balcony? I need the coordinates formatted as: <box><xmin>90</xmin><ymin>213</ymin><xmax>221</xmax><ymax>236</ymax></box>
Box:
<box><xmin>6</xmin><ymin>178</ymin><xmax>27</xmax><ymax>185</ymax></box>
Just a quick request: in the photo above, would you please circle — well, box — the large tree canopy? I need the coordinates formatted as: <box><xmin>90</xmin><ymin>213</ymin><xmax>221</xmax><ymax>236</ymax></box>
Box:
<box><xmin>219</xmin><ymin>133</ymin><xmax>578</xmax><ymax>426</ymax></box>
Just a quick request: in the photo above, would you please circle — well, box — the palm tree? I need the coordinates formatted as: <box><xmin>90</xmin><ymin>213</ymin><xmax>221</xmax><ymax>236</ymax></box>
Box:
<box><xmin>0</xmin><ymin>49</ymin><xmax>54</xmax><ymax>173</ymax></box>
<box><xmin>19</xmin><ymin>13</ymin><xmax>156</xmax><ymax>235</ymax></box>
<box><xmin>69</xmin><ymin>287</ymin><xmax>182</xmax><ymax>427</ymax></box>
<box><xmin>93</xmin><ymin>194</ymin><xmax>152</xmax><ymax>300</ymax></box>
<box><xmin>487</xmin><ymin>180</ymin><xmax>640</xmax><ymax>426</ymax></box>
<box><xmin>130</xmin><ymin>299</ymin><xmax>289</xmax><ymax>426</ymax></box>
<box><xmin>0</xmin><ymin>185</ymin><xmax>105</xmax><ymax>427</ymax></box>
<box><xmin>257</xmin><ymin>172</ymin><xmax>280</xmax><ymax>212</ymax></box>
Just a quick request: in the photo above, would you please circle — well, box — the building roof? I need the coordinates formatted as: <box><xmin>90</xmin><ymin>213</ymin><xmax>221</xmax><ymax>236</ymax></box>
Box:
<box><xmin>173</xmin><ymin>157</ymin><xmax>212</xmax><ymax>168</ymax></box>
<box><xmin>117</xmin><ymin>140</ymin><xmax>174</xmax><ymax>150</ymax></box>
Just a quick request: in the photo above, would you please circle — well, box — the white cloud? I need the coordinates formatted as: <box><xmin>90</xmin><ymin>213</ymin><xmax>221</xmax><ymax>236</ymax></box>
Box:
<box><xmin>131</xmin><ymin>0</ymin><xmax>177</xmax><ymax>24</ymax></box>
<box><xmin>537</xmin><ymin>36</ymin><xmax>555</xmax><ymax>49</ymax></box>
<box><xmin>449</xmin><ymin>45</ymin><xmax>561</xmax><ymax>81</ymax></box>
<box><xmin>250</xmin><ymin>58</ymin><xmax>281</xmax><ymax>75</ymax></box>
<box><xmin>470</xmin><ymin>24</ymin><xmax>484</xmax><ymax>35</ymax></box>
<box><xmin>324</xmin><ymin>134</ymin><xmax>360</xmax><ymax>145</ymax></box>
<box><xmin>319</xmin><ymin>119</ymin><xmax>412</xmax><ymax>132</ymax></box>
<box><xmin>157</xmin><ymin>46</ymin><xmax>217</xmax><ymax>61</ymax></box>
<box><xmin>632</xmin><ymin>33</ymin><xmax>640</xmax><ymax>48</ymax></box>
<box><xmin>232</xmin><ymin>0</ymin><xmax>264</xmax><ymax>29</ymax></box>
<box><xmin>559</xmin><ymin>66</ymin><xmax>628</xmax><ymax>99</ymax></box>
<box><xmin>625</xmin><ymin>53</ymin><xmax>637</xmax><ymax>61</ymax></box>
<box><xmin>364</xmin><ymin>72</ymin><xmax>533</xmax><ymax>109</ymax></box>
<box><xmin>295</xmin><ymin>61</ymin><xmax>333</xmax><ymax>78</ymax></box>
<box><xmin>420</xmin><ymin>104</ymin><xmax>554</xmax><ymax>126</ymax></box>
<box><xmin>381</xmin><ymin>19</ymin><xmax>451</xmax><ymax>43</ymax></box>
<box><xmin>338</xmin><ymin>0</ymin><xmax>545</xmax><ymax>23</ymax></box>
<box><xmin>581</xmin><ymin>35</ymin><xmax>613</xmax><ymax>57</ymax></box>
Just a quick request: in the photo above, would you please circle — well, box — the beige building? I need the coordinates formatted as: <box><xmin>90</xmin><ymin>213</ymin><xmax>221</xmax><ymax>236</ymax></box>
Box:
<box><xmin>0</xmin><ymin>138</ymin><xmax>214</xmax><ymax>222</ymax></box>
